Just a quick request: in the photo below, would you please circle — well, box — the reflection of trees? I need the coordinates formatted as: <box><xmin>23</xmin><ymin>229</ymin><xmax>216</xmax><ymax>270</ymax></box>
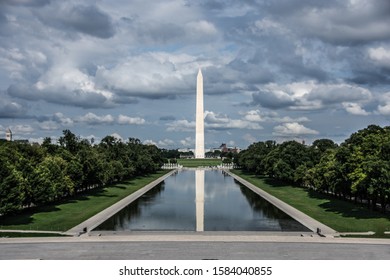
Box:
<box><xmin>237</xmin><ymin>181</ymin><xmax>309</xmax><ymax>231</ymax></box>
<box><xmin>237</xmin><ymin>182</ymin><xmax>285</xmax><ymax>218</ymax></box>
<box><xmin>95</xmin><ymin>182</ymin><xmax>165</xmax><ymax>230</ymax></box>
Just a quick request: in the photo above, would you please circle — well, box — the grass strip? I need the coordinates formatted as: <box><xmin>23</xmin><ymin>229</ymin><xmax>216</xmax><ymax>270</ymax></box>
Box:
<box><xmin>0</xmin><ymin>232</ymin><xmax>67</xmax><ymax>238</ymax></box>
<box><xmin>177</xmin><ymin>158</ymin><xmax>222</xmax><ymax>167</ymax></box>
<box><xmin>231</xmin><ymin>170</ymin><xmax>390</xmax><ymax>238</ymax></box>
<box><xmin>0</xmin><ymin>170</ymin><xmax>170</xmax><ymax>232</ymax></box>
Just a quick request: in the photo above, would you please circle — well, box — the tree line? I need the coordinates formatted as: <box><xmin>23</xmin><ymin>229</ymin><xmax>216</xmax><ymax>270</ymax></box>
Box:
<box><xmin>236</xmin><ymin>125</ymin><xmax>390</xmax><ymax>212</ymax></box>
<box><xmin>0</xmin><ymin>129</ymin><xmax>164</xmax><ymax>216</ymax></box>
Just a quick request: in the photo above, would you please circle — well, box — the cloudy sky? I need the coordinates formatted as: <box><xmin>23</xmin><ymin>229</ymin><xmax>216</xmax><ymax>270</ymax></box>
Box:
<box><xmin>1</xmin><ymin>0</ymin><xmax>390</xmax><ymax>149</ymax></box>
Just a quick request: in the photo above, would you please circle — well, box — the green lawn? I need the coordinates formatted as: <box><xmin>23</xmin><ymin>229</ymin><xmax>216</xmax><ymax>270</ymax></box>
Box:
<box><xmin>231</xmin><ymin>170</ymin><xmax>390</xmax><ymax>237</ymax></box>
<box><xmin>177</xmin><ymin>158</ymin><xmax>222</xmax><ymax>167</ymax></box>
<box><xmin>0</xmin><ymin>171</ymin><xmax>170</xmax><ymax>232</ymax></box>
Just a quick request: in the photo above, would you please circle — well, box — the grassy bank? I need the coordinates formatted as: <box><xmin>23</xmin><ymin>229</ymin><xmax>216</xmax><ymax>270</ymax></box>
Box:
<box><xmin>0</xmin><ymin>170</ymin><xmax>170</xmax><ymax>232</ymax></box>
<box><xmin>177</xmin><ymin>158</ymin><xmax>222</xmax><ymax>167</ymax></box>
<box><xmin>231</xmin><ymin>170</ymin><xmax>390</xmax><ymax>237</ymax></box>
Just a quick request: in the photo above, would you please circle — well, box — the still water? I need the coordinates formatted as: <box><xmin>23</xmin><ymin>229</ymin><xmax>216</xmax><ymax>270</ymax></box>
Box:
<box><xmin>95</xmin><ymin>169</ymin><xmax>309</xmax><ymax>232</ymax></box>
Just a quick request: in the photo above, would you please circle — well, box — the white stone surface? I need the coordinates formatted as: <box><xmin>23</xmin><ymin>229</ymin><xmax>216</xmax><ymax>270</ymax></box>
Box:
<box><xmin>195</xmin><ymin>69</ymin><xmax>205</xmax><ymax>158</ymax></box>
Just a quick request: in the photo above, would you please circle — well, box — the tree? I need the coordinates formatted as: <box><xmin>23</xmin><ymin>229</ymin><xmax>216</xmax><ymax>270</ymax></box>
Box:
<box><xmin>237</xmin><ymin>141</ymin><xmax>276</xmax><ymax>174</ymax></box>
<box><xmin>0</xmin><ymin>159</ymin><xmax>25</xmax><ymax>215</ymax></box>
<box><xmin>58</xmin><ymin>129</ymin><xmax>80</xmax><ymax>154</ymax></box>
<box><xmin>263</xmin><ymin>141</ymin><xmax>312</xmax><ymax>183</ymax></box>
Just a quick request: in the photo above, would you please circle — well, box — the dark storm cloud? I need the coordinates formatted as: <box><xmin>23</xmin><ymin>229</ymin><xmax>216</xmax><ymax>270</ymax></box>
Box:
<box><xmin>227</xmin><ymin>58</ymin><xmax>274</xmax><ymax>84</ymax></box>
<box><xmin>2</xmin><ymin>0</ymin><xmax>51</xmax><ymax>7</ymax></box>
<box><xmin>306</xmin><ymin>85</ymin><xmax>371</xmax><ymax>105</ymax></box>
<box><xmin>135</xmin><ymin>22</ymin><xmax>185</xmax><ymax>44</ymax></box>
<box><xmin>268</xmin><ymin>0</ymin><xmax>390</xmax><ymax>46</ymax></box>
<box><xmin>349</xmin><ymin>70</ymin><xmax>390</xmax><ymax>86</ymax></box>
<box><xmin>251</xmin><ymin>90</ymin><xmax>295</xmax><ymax>109</ymax></box>
<box><xmin>7</xmin><ymin>84</ymin><xmax>114</xmax><ymax>109</ymax></box>
<box><xmin>0</xmin><ymin>94</ymin><xmax>27</xmax><ymax>118</ymax></box>
<box><xmin>160</xmin><ymin>115</ymin><xmax>176</xmax><ymax>121</ymax></box>
<box><xmin>37</xmin><ymin>4</ymin><xmax>115</xmax><ymax>38</ymax></box>
<box><xmin>261</xmin><ymin>0</ymin><xmax>340</xmax><ymax>15</ymax></box>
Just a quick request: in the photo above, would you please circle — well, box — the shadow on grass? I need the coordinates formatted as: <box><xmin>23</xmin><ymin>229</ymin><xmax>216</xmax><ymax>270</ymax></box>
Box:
<box><xmin>0</xmin><ymin>204</ymin><xmax>60</xmax><ymax>227</ymax></box>
<box><xmin>307</xmin><ymin>190</ymin><xmax>390</xmax><ymax>221</ymax></box>
<box><xmin>236</xmin><ymin>170</ymin><xmax>390</xmax><ymax>222</ymax></box>
<box><xmin>0</xmin><ymin>185</ymin><xmax>119</xmax><ymax>227</ymax></box>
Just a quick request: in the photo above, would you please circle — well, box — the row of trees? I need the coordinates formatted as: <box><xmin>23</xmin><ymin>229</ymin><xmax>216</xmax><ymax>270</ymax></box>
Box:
<box><xmin>0</xmin><ymin>130</ymin><xmax>164</xmax><ymax>216</ymax></box>
<box><xmin>236</xmin><ymin>125</ymin><xmax>390</xmax><ymax>212</ymax></box>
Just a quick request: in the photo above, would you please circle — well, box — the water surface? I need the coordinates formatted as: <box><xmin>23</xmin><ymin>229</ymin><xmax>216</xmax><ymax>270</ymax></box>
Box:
<box><xmin>95</xmin><ymin>169</ymin><xmax>309</xmax><ymax>232</ymax></box>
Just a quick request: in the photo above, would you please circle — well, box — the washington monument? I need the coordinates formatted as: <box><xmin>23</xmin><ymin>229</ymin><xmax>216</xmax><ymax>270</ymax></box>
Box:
<box><xmin>195</xmin><ymin>68</ymin><xmax>205</xmax><ymax>158</ymax></box>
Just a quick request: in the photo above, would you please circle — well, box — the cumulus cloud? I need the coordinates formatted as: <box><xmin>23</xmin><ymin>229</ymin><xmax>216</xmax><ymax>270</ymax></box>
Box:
<box><xmin>144</xmin><ymin>138</ymin><xmax>175</xmax><ymax>148</ymax></box>
<box><xmin>368</xmin><ymin>47</ymin><xmax>390</xmax><ymax>68</ymax></box>
<box><xmin>7</xmin><ymin>64</ymin><xmax>116</xmax><ymax>108</ymax></box>
<box><xmin>376</xmin><ymin>92</ymin><xmax>390</xmax><ymax>115</ymax></box>
<box><xmin>10</xmin><ymin>124</ymin><xmax>34</xmax><ymax>135</ymax></box>
<box><xmin>110</xmin><ymin>133</ymin><xmax>123</xmax><ymax>141</ymax></box>
<box><xmin>1</xmin><ymin>0</ymin><xmax>390</xmax><ymax>147</ymax></box>
<box><xmin>77</xmin><ymin>112</ymin><xmax>115</xmax><ymax>125</ymax></box>
<box><xmin>242</xmin><ymin>110</ymin><xmax>310</xmax><ymax>124</ymax></box>
<box><xmin>243</xmin><ymin>110</ymin><xmax>266</xmax><ymax>122</ymax></box>
<box><xmin>342</xmin><ymin>103</ymin><xmax>370</xmax><ymax>116</ymax></box>
<box><xmin>117</xmin><ymin>115</ymin><xmax>146</xmax><ymax>125</ymax></box>
<box><xmin>252</xmin><ymin>82</ymin><xmax>372</xmax><ymax>112</ymax></box>
<box><xmin>273</xmin><ymin>122</ymin><xmax>319</xmax><ymax>137</ymax></box>
<box><xmin>377</xmin><ymin>104</ymin><xmax>390</xmax><ymax>115</ymax></box>
<box><xmin>52</xmin><ymin>112</ymin><xmax>73</xmax><ymax>126</ymax></box>
<box><xmin>39</xmin><ymin>121</ymin><xmax>59</xmax><ymax>131</ymax></box>
<box><xmin>95</xmin><ymin>52</ymin><xmax>206</xmax><ymax>100</ymax></box>
<box><xmin>243</xmin><ymin>133</ymin><xmax>257</xmax><ymax>144</ymax></box>
<box><xmin>179</xmin><ymin>136</ymin><xmax>194</xmax><ymax>147</ymax></box>
<box><xmin>167</xmin><ymin>120</ymin><xmax>195</xmax><ymax>132</ymax></box>
<box><xmin>204</xmin><ymin>111</ymin><xmax>263</xmax><ymax>130</ymax></box>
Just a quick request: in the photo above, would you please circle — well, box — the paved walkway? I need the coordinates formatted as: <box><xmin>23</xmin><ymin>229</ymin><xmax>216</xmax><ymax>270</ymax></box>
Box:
<box><xmin>1</xmin><ymin>232</ymin><xmax>389</xmax><ymax>259</ymax></box>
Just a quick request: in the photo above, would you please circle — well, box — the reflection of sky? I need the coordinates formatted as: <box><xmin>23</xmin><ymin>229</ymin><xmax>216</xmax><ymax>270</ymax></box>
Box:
<box><xmin>96</xmin><ymin>170</ymin><xmax>309</xmax><ymax>231</ymax></box>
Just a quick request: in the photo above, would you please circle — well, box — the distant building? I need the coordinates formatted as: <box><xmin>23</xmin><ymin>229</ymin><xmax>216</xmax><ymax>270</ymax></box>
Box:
<box><xmin>5</xmin><ymin>128</ymin><xmax>12</xmax><ymax>141</ymax></box>
<box><xmin>213</xmin><ymin>143</ymin><xmax>241</xmax><ymax>154</ymax></box>
<box><xmin>178</xmin><ymin>148</ymin><xmax>195</xmax><ymax>158</ymax></box>
<box><xmin>219</xmin><ymin>143</ymin><xmax>241</xmax><ymax>154</ymax></box>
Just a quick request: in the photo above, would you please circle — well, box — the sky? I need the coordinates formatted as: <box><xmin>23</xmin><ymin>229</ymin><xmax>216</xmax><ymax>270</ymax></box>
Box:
<box><xmin>0</xmin><ymin>0</ymin><xmax>390</xmax><ymax>150</ymax></box>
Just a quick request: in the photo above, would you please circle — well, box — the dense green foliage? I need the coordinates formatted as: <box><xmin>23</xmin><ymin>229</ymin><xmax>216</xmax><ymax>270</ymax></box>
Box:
<box><xmin>236</xmin><ymin>125</ymin><xmax>390</xmax><ymax>212</ymax></box>
<box><xmin>0</xmin><ymin>130</ymin><xmax>164</xmax><ymax>216</ymax></box>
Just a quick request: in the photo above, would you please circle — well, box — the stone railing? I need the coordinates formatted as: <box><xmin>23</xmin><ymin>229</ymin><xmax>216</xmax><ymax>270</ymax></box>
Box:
<box><xmin>161</xmin><ymin>163</ymin><xmax>183</xmax><ymax>169</ymax></box>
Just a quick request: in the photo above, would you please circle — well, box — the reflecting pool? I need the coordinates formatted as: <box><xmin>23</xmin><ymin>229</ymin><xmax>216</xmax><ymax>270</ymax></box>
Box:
<box><xmin>94</xmin><ymin>169</ymin><xmax>310</xmax><ymax>232</ymax></box>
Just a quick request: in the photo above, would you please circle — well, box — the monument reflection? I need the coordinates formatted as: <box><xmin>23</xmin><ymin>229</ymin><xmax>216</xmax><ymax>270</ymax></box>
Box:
<box><xmin>195</xmin><ymin>169</ymin><xmax>205</xmax><ymax>232</ymax></box>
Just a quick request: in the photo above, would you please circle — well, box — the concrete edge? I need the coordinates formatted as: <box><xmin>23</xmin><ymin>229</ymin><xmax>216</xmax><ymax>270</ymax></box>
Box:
<box><xmin>1</xmin><ymin>233</ymin><xmax>390</xmax><ymax>245</ymax></box>
<box><xmin>226</xmin><ymin>171</ymin><xmax>338</xmax><ymax>236</ymax></box>
<box><xmin>65</xmin><ymin>169</ymin><xmax>177</xmax><ymax>235</ymax></box>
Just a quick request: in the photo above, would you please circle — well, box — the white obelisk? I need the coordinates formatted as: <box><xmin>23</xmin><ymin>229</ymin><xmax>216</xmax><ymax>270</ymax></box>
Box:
<box><xmin>195</xmin><ymin>68</ymin><xmax>205</xmax><ymax>158</ymax></box>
